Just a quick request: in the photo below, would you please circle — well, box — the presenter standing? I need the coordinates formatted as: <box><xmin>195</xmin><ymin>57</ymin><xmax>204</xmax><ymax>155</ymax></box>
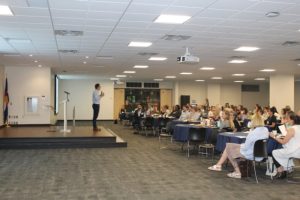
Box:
<box><xmin>92</xmin><ymin>83</ymin><xmax>104</xmax><ymax>131</ymax></box>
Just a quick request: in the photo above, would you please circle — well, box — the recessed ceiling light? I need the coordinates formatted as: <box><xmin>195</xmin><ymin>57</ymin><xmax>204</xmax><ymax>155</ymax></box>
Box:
<box><xmin>265</xmin><ymin>11</ymin><xmax>280</xmax><ymax>18</ymax></box>
<box><xmin>38</xmin><ymin>65</ymin><xmax>42</xmax><ymax>68</ymax></box>
<box><xmin>0</xmin><ymin>5</ymin><xmax>14</xmax><ymax>16</ymax></box>
<box><xmin>149</xmin><ymin>57</ymin><xmax>167</xmax><ymax>61</ymax></box>
<box><xmin>154</xmin><ymin>14</ymin><xmax>191</xmax><ymax>24</ymax></box>
<box><xmin>85</xmin><ymin>56</ymin><xmax>89</xmax><ymax>59</ymax></box>
<box><xmin>180</xmin><ymin>72</ymin><xmax>193</xmax><ymax>75</ymax></box>
<box><xmin>211</xmin><ymin>77</ymin><xmax>222</xmax><ymax>80</ymax></box>
<box><xmin>128</xmin><ymin>41</ymin><xmax>152</xmax><ymax>47</ymax></box>
<box><xmin>200</xmin><ymin>67</ymin><xmax>215</xmax><ymax>70</ymax></box>
<box><xmin>110</xmin><ymin>78</ymin><xmax>119</xmax><ymax>81</ymax></box>
<box><xmin>116</xmin><ymin>75</ymin><xmax>127</xmax><ymax>78</ymax></box>
<box><xmin>234</xmin><ymin>46</ymin><xmax>260</xmax><ymax>52</ymax></box>
<box><xmin>232</xmin><ymin>73</ymin><xmax>245</xmax><ymax>76</ymax></box>
<box><xmin>165</xmin><ymin>76</ymin><xmax>176</xmax><ymax>79</ymax></box>
<box><xmin>234</xmin><ymin>80</ymin><xmax>244</xmax><ymax>83</ymax></box>
<box><xmin>29</xmin><ymin>54</ymin><xmax>33</xmax><ymax>57</ymax></box>
<box><xmin>260</xmin><ymin>69</ymin><xmax>275</xmax><ymax>72</ymax></box>
<box><xmin>123</xmin><ymin>71</ymin><xmax>136</xmax><ymax>74</ymax></box>
<box><xmin>133</xmin><ymin>65</ymin><xmax>148</xmax><ymax>69</ymax></box>
<box><xmin>255</xmin><ymin>78</ymin><xmax>266</xmax><ymax>81</ymax></box>
<box><xmin>83</xmin><ymin>61</ymin><xmax>87</xmax><ymax>64</ymax></box>
<box><xmin>34</xmin><ymin>60</ymin><xmax>38</xmax><ymax>63</ymax></box>
<box><xmin>228</xmin><ymin>59</ymin><xmax>248</xmax><ymax>64</ymax></box>
<box><xmin>154</xmin><ymin>79</ymin><xmax>163</xmax><ymax>81</ymax></box>
<box><xmin>195</xmin><ymin>80</ymin><xmax>205</xmax><ymax>82</ymax></box>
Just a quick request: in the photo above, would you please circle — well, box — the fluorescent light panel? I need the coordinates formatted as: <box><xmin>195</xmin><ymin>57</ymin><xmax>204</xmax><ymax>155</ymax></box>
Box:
<box><xmin>133</xmin><ymin>65</ymin><xmax>148</xmax><ymax>69</ymax></box>
<box><xmin>149</xmin><ymin>57</ymin><xmax>167</xmax><ymax>61</ymax></box>
<box><xmin>200</xmin><ymin>67</ymin><xmax>215</xmax><ymax>70</ymax></box>
<box><xmin>165</xmin><ymin>76</ymin><xmax>176</xmax><ymax>79</ymax></box>
<box><xmin>260</xmin><ymin>69</ymin><xmax>275</xmax><ymax>72</ymax></box>
<box><xmin>154</xmin><ymin>14</ymin><xmax>191</xmax><ymax>24</ymax></box>
<box><xmin>154</xmin><ymin>79</ymin><xmax>163</xmax><ymax>81</ymax></box>
<box><xmin>211</xmin><ymin>77</ymin><xmax>222</xmax><ymax>80</ymax></box>
<box><xmin>228</xmin><ymin>59</ymin><xmax>248</xmax><ymax>64</ymax></box>
<box><xmin>110</xmin><ymin>78</ymin><xmax>119</xmax><ymax>80</ymax></box>
<box><xmin>128</xmin><ymin>41</ymin><xmax>152</xmax><ymax>47</ymax></box>
<box><xmin>0</xmin><ymin>5</ymin><xmax>13</xmax><ymax>16</ymax></box>
<box><xmin>180</xmin><ymin>72</ymin><xmax>192</xmax><ymax>75</ymax></box>
<box><xmin>123</xmin><ymin>71</ymin><xmax>136</xmax><ymax>74</ymax></box>
<box><xmin>116</xmin><ymin>75</ymin><xmax>127</xmax><ymax>78</ymax></box>
<box><xmin>255</xmin><ymin>78</ymin><xmax>266</xmax><ymax>81</ymax></box>
<box><xmin>234</xmin><ymin>46</ymin><xmax>260</xmax><ymax>52</ymax></box>
<box><xmin>234</xmin><ymin>80</ymin><xmax>244</xmax><ymax>83</ymax></box>
<box><xmin>195</xmin><ymin>80</ymin><xmax>205</xmax><ymax>82</ymax></box>
<box><xmin>232</xmin><ymin>74</ymin><xmax>245</xmax><ymax>76</ymax></box>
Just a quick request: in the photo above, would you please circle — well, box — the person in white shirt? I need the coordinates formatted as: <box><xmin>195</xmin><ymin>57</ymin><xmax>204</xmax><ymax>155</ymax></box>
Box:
<box><xmin>188</xmin><ymin>107</ymin><xmax>201</xmax><ymax>122</ymax></box>
<box><xmin>92</xmin><ymin>83</ymin><xmax>104</xmax><ymax>131</ymax></box>
<box><xmin>179</xmin><ymin>105</ymin><xmax>190</xmax><ymax>121</ymax></box>
<box><xmin>208</xmin><ymin>114</ymin><xmax>269</xmax><ymax>179</ymax></box>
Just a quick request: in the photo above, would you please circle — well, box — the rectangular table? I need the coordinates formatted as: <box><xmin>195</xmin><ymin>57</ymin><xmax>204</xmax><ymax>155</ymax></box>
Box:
<box><xmin>172</xmin><ymin>124</ymin><xmax>217</xmax><ymax>142</ymax></box>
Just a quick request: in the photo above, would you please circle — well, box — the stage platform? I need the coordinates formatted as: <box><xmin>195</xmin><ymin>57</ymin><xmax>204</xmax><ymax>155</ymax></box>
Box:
<box><xmin>0</xmin><ymin>126</ymin><xmax>127</xmax><ymax>149</ymax></box>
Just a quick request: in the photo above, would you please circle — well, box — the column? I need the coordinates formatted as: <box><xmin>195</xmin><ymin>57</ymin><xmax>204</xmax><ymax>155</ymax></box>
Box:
<box><xmin>207</xmin><ymin>83</ymin><xmax>221</xmax><ymax>106</ymax></box>
<box><xmin>270</xmin><ymin>75</ymin><xmax>294</xmax><ymax>111</ymax></box>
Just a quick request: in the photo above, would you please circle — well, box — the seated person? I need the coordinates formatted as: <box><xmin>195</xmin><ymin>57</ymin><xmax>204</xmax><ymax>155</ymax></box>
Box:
<box><xmin>218</xmin><ymin>111</ymin><xmax>232</xmax><ymax>131</ymax></box>
<box><xmin>165</xmin><ymin>105</ymin><xmax>181</xmax><ymax>133</ymax></box>
<box><xmin>208</xmin><ymin>114</ymin><xmax>268</xmax><ymax>179</ymax></box>
<box><xmin>119</xmin><ymin>107</ymin><xmax>127</xmax><ymax>121</ymax></box>
<box><xmin>270</xmin><ymin>111</ymin><xmax>300</xmax><ymax>179</ymax></box>
<box><xmin>188</xmin><ymin>107</ymin><xmax>201</xmax><ymax>122</ymax></box>
<box><xmin>179</xmin><ymin>105</ymin><xmax>190</xmax><ymax>121</ymax></box>
<box><xmin>132</xmin><ymin>104</ymin><xmax>145</xmax><ymax>130</ymax></box>
<box><xmin>265</xmin><ymin>107</ymin><xmax>277</xmax><ymax>131</ymax></box>
<box><xmin>161</xmin><ymin>105</ymin><xmax>171</xmax><ymax>118</ymax></box>
<box><xmin>233</xmin><ymin>111</ymin><xmax>243</xmax><ymax>132</ymax></box>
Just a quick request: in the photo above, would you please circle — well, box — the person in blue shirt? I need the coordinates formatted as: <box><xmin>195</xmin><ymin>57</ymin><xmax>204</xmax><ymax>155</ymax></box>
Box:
<box><xmin>208</xmin><ymin>113</ymin><xmax>269</xmax><ymax>179</ymax></box>
<box><xmin>92</xmin><ymin>83</ymin><xmax>104</xmax><ymax>131</ymax></box>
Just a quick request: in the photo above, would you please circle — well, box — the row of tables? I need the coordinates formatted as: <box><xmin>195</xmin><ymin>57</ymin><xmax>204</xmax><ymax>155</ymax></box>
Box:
<box><xmin>172</xmin><ymin>121</ymin><xmax>282</xmax><ymax>154</ymax></box>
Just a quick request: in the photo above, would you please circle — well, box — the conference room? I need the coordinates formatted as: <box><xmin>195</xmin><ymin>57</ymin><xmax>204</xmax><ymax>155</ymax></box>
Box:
<box><xmin>0</xmin><ymin>0</ymin><xmax>300</xmax><ymax>200</ymax></box>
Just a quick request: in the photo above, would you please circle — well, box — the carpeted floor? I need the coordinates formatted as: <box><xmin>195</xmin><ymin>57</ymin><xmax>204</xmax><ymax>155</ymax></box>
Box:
<box><xmin>0</xmin><ymin>121</ymin><xmax>299</xmax><ymax>200</ymax></box>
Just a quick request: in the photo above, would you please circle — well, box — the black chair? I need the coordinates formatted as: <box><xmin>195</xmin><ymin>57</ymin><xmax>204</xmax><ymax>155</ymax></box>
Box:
<box><xmin>286</xmin><ymin>157</ymin><xmax>300</xmax><ymax>184</ymax></box>
<box><xmin>199</xmin><ymin>128</ymin><xmax>219</xmax><ymax>160</ymax></box>
<box><xmin>140</xmin><ymin>117</ymin><xmax>155</xmax><ymax>136</ymax></box>
<box><xmin>187</xmin><ymin>128</ymin><xmax>206</xmax><ymax>158</ymax></box>
<box><xmin>248</xmin><ymin>139</ymin><xmax>270</xmax><ymax>183</ymax></box>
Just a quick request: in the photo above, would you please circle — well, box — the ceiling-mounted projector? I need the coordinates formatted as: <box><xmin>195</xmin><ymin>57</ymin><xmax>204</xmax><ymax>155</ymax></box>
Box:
<box><xmin>177</xmin><ymin>47</ymin><xmax>199</xmax><ymax>64</ymax></box>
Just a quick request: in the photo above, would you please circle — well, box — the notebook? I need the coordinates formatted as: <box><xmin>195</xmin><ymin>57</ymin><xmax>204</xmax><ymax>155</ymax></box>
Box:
<box><xmin>278</xmin><ymin>125</ymin><xmax>287</xmax><ymax>136</ymax></box>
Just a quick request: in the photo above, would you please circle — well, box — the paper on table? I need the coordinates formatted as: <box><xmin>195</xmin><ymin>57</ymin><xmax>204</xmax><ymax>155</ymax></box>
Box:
<box><xmin>278</xmin><ymin>125</ymin><xmax>287</xmax><ymax>136</ymax></box>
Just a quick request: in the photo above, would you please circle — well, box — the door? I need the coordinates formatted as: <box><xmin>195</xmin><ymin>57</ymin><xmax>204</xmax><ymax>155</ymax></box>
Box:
<box><xmin>114</xmin><ymin>89</ymin><xmax>125</xmax><ymax>120</ymax></box>
<box><xmin>160</xmin><ymin>89</ymin><xmax>172</xmax><ymax>110</ymax></box>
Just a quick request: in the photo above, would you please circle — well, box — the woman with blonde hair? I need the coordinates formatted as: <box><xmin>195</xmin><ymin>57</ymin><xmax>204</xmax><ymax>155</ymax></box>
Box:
<box><xmin>208</xmin><ymin>114</ymin><xmax>269</xmax><ymax>179</ymax></box>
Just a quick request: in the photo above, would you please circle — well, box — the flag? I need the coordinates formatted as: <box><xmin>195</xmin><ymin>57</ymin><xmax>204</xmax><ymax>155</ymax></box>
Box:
<box><xmin>3</xmin><ymin>77</ymin><xmax>9</xmax><ymax>125</ymax></box>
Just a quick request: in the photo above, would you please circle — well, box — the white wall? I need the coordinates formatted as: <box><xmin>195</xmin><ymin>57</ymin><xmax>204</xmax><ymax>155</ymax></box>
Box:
<box><xmin>177</xmin><ymin>81</ymin><xmax>207</xmax><ymax>105</ymax></box>
<box><xmin>0</xmin><ymin>65</ymin><xmax>4</xmax><ymax>126</ymax></box>
<box><xmin>58</xmin><ymin>79</ymin><xmax>114</xmax><ymax>120</ymax></box>
<box><xmin>207</xmin><ymin>83</ymin><xmax>221</xmax><ymax>106</ymax></box>
<box><xmin>270</xmin><ymin>75</ymin><xmax>294</xmax><ymax>111</ymax></box>
<box><xmin>221</xmin><ymin>84</ymin><xmax>241</xmax><ymax>106</ymax></box>
<box><xmin>5</xmin><ymin>66</ymin><xmax>51</xmax><ymax>124</ymax></box>
<box><xmin>241</xmin><ymin>83</ymin><xmax>269</xmax><ymax>109</ymax></box>
<box><xmin>295</xmin><ymin>82</ymin><xmax>300</xmax><ymax>112</ymax></box>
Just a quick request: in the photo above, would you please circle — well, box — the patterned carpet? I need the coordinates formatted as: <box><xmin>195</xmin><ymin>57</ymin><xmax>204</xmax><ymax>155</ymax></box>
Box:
<box><xmin>0</xmin><ymin>121</ymin><xmax>299</xmax><ymax>200</ymax></box>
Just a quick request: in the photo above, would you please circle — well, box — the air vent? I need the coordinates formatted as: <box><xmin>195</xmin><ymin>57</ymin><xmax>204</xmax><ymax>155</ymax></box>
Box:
<box><xmin>144</xmin><ymin>82</ymin><xmax>159</xmax><ymax>88</ymax></box>
<box><xmin>241</xmin><ymin>84</ymin><xmax>259</xmax><ymax>92</ymax></box>
<box><xmin>138</xmin><ymin>52</ymin><xmax>158</xmax><ymax>56</ymax></box>
<box><xmin>58</xmin><ymin>49</ymin><xmax>79</xmax><ymax>54</ymax></box>
<box><xmin>229</xmin><ymin>56</ymin><xmax>246</xmax><ymax>59</ymax></box>
<box><xmin>161</xmin><ymin>34</ymin><xmax>191</xmax><ymax>41</ymax></box>
<box><xmin>282</xmin><ymin>41</ymin><xmax>300</xmax><ymax>47</ymax></box>
<box><xmin>126</xmin><ymin>82</ymin><xmax>142</xmax><ymax>88</ymax></box>
<box><xmin>55</xmin><ymin>30</ymin><xmax>83</xmax><ymax>36</ymax></box>
<box><xmin>96</xmin><ymin>56</ymin><xmax>113</xmax><ymax>59</ymax></box>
